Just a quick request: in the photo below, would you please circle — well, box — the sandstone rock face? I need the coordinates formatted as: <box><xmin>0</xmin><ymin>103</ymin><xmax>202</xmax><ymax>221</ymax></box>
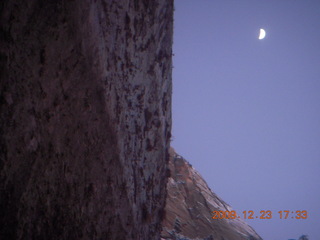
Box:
<box><xmin>0</xmin><ymin>1</ymin><xmax>173</xmax><ymax>239</ymax></box>
<box><xmin>161</xmin><ymin>148</ymin><xmax>262</xmax><ymax>240</ymax></box>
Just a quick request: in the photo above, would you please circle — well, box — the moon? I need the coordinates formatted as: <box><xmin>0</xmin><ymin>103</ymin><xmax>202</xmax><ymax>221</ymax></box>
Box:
<box><xmin>259</xmin><ymin>28</ymin><xmax>266</xmax><ymax>40</ymax></box>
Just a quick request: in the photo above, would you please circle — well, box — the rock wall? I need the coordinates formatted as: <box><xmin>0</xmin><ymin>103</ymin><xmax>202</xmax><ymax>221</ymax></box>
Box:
<box><xmin>0</xmin><ymin>1</ymin><xmax>173</xmax><ymax>239</ymax></box>
<box><xmin>161</xmin><ymin>148</ymin><xmax>262</xmax><ymax>240</ymax></box>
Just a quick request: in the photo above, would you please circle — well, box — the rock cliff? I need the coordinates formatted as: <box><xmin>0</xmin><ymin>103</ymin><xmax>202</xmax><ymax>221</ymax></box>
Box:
<box><xmin>0</xmin><ymin>1</ymin><xmax>173</xmax><ymax>239</ymax></box>
<box><xmin>161</xmin><ymin>148</ymin><xmax>263</xmax><ymax>240</ymax></box>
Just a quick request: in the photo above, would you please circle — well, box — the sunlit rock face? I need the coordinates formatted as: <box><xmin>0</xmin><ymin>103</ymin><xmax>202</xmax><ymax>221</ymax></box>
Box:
<box><xmin>161</xmin><ymin>148</ymin><xmax>263</xmax><ymax>240</ymax></box>
<box><xmin>0</xmin><ymin>1</ymin><xmax>173</xmax><ymax>239</ymax></box>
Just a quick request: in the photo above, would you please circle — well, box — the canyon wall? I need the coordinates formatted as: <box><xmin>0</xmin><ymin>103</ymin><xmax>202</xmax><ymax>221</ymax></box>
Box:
<box><xmin>0</xmin><ymin>1</ymin><xmax>173</xmax><ymax>239</ymax></box>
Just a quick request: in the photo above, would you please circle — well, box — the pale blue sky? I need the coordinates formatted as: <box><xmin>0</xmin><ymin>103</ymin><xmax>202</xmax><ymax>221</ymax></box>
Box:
<box><xmin>172</xmin><ymin>1</ymin><xmax>320</xmax><ymax>240</ymax></box>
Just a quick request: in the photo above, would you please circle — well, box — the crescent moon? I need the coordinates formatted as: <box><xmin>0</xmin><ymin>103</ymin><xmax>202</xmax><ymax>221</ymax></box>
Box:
<box><xmin>259</xmin><ymin>28</ymin><xmax>266</xmax><ymax>40</ymax></box>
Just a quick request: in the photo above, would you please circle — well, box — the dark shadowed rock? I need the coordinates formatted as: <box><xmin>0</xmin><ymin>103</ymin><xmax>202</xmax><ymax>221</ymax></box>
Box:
<box><xmin>0</xmin><ymin>1</ymin><xmax>173</xmax><ymax>239</ymax></box>
<box><xmin>161</xmin><ymin>148</ymin><xmax>263</xmax><ymax>240</ymax></box>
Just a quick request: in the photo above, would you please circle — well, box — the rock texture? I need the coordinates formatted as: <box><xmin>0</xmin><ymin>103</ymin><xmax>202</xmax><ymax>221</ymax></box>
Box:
<box><xmin>0</xmin><ymin>1</ymin><xmax>173</xmax><ymax>239</ymax></box>
<box><xmin>161</xmin><ymin>148</ymin><xmax>263</xmax><ymax>240</ymax></box>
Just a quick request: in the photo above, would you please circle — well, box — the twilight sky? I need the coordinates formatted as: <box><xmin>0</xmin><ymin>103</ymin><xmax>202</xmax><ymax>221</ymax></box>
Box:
<box><xmin>171</xmin><ymin>1</ymin><xmax>320</xmax><ymax>240</ymax></box>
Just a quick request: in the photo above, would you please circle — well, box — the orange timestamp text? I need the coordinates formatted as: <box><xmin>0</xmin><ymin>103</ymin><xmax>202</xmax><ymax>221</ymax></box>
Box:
<box><xmin>212</xmin><ymin>210</ymin><xmax>308</xmax><ymax>220</ymax></box>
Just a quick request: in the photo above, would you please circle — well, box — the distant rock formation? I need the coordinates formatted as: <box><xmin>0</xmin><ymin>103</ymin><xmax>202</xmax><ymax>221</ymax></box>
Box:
<box><xmin>0</xmin><ymin>1</ymin><xmax>173</xmax><ymax>239</ymax></box>
<box><xmin>161</xmin><ymin>148</ymin><xmax>263</xmax><ymax>240</ymax></box>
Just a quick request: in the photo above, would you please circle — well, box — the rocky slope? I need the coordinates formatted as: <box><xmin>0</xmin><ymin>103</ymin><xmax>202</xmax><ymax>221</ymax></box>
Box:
<box><xmin>0</xmin><ymin>1</ymin><xmax>172</xmax><ymax>239</ymax></box>
<box><xmin>161</xmin><ymin>148</ymin><xmax>263</xmax><ymax>240</ymax></box>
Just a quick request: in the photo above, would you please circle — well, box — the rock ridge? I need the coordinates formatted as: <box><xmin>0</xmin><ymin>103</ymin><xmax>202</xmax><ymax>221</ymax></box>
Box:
<box><xmin>161</xmin><ymin>148</ymin><xmax>263</xmax><ymax>240</ymax></box>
